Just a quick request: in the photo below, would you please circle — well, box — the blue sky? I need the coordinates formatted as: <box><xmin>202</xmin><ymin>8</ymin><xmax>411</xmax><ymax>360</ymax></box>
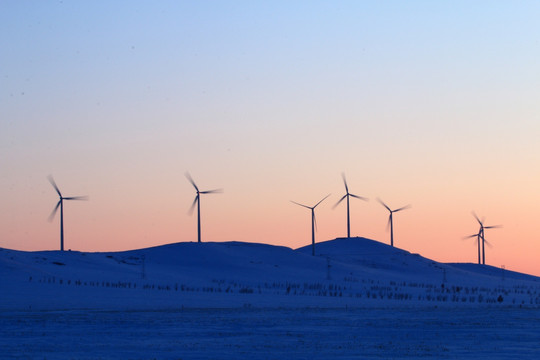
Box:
<box><xmin>2</xmin><ymin>1</ymin><xmax>540</xmax><ymax>275</ymax></box>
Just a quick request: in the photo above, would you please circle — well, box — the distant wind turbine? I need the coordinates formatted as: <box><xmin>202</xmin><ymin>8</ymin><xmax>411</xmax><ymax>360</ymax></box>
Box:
<box><xmin>472</xmin><ymin>212</ymin><xmax>501</xmax><ymax>265</ymax></box>
<box><xmin>48</xmin><ymin>175</ymin><xmax>88</xmax><ymax>251</ymax></box>
<box><xmin>378</xmin><ymin>198</ymin><xmax>411</xmax><ymax>247</ymax></box>
<box><xmin>186</xmin><ymin>172</ymin><xmax>223</xmax><ymax>243</ymax></box>
<box><xmin>291</xmin><ymin>194</ymin><xmax>331</xmax><ymax>256</ymax></box>
<box><xmin>333</xmin><ymin>173</ymin><xmax>368</xmax><ymax>238</ymax></box>
<box><xmin>463</xmin><ymin>230</ymin><xmax>482</xmax><ymax>264</ymax></box>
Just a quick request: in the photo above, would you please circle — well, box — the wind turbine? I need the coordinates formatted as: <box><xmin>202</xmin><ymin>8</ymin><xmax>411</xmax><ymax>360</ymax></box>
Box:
<box><xmin>48</xmin><ymin>175</ymin><xmax>88</xmax><ymax>251</ymax></box>
<box><xmin>464</xmin><ymin>230</ymin><xmax>482</xmax><ymax>264</ymax></box>
<box><xmin>333</xmin><ymin>173</ymin><xmax>368</xmax><ymax>238</ymax></box>
<box><xmin>186</xmin><ymin>172</ymin><xmax>223</xmax><ymax>243</ymax></box>
<box><xmin>472</xmin><ymin>212</ymin><xmax>501</xmax><ymax>265</ymax></box>
<box><xmin>291</xmin><ymin>194</ymin><xmax>331</xmax><ymax>256</ymax></box>
<box><xmin>378</xmin><ymin>198</ymin><xmax>411</xmax><ymax>247</ymax></box>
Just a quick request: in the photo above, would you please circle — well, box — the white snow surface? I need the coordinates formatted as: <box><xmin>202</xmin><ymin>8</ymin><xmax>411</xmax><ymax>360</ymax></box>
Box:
<box><xmin>2</xmin><ymin>237</ymin><xmax>540</xmax><ymax>359</ymax></box>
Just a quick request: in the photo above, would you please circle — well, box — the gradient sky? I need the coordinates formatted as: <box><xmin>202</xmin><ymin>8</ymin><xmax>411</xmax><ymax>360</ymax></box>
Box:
<box><xmin>2</xmin><ymin>1</ymin><xmax>540</xmax><ymax>275</ymax></box>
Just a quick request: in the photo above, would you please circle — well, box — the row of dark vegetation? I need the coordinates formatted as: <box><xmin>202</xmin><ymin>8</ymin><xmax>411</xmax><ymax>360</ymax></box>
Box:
<box><xmin>30</xmin><ymin>275</ymin><xmax>540</xmax><ymax>306</ymax></box>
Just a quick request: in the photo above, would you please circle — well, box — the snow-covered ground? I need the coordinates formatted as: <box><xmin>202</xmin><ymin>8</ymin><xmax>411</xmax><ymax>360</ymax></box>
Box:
<box><xmin>2</xmin><ymin>237</ymin><xmax>540</xmax><ymax>310</ymax></box>
<box><xmin>2</xmin><ymin>307</ymin><xmax>540</xmax><ymax>359</ymax></box>
<box><xmin>2</xmin><ymin>237</ymin><xmax>540</xmax><ymax>358</ymax></box>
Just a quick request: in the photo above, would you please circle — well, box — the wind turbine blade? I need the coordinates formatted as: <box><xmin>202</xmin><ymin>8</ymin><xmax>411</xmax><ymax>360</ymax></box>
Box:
<box><xmin>48</xmin><ymin>201</ymin><xmax>61</xmax><ymax>222</ymax></box>
<box><xmin>377</xmin><ymin>198</ymin><xmax>391</xmax><ymax>212</ymax></box>
<box><xmin>313</xmin><ymin>193</ymin><xmax>331</xmax><ymax>208</ymax></box>
<box><xmin>185</xmin><ymin>172</ymin><xmax>199</xmax><ymax>192</ymax></box>
<box><xmin>394</xmin><ymin>204</ymin><xmax>411</xmax><ymax>213</ymax></box>
<box><xmin>313</xmin><ymin>212</ymin><xmax>317</xmax><ymax>232</ymax></box>
<box><xmin>291</xmin><ymin>200</ymin><xmax>311</xmax><ymax>209</ymax></box>
<box><xmin>485</xmin><ymin>239</ymin><xmax>493</xmax><ymax>248</ymax></box>
<box><xmin>333</xmin><ymin>194</ymin><xmax>347</xmax><ymax>209</ymax></box>
<box><xmin>188</xmin><ymin>195</ymin><xmax>198</xmax><ymax>215</ymax></box>
<box><xmin>386</xmin><ymin>215</ymin><xmax>391</xmax><ymax>231</ymax></box>
<box><xmin>463</xmin><ymin>234</ymin><xmax>479</xmax><ymax>240</ymax></box>
<box><xmin>350</xmin><ymin>193</ymin><xmax>368</xmax><ymax>201</ymax></box>
<box><xmin>484</xmin><ymin>225</ymin><xmax>502</xmax><ymax>229</ymax></box>
<box><xmin>341</xmin><ymin>173</ymin><xmax>349</xmax><ymax>193</ymax></box>
<box><xmin>200</xmin><ymin>189</ymin><xmax>223</xmax><ymax>194</ymax></box>
<box><xmin>472</xmin><ymin>211</ymin><xmax>482</xmax><ymax>226</ymax></box>
<box><xmin>64</xmin><ymin>196</ymin><xmax>89</xmax><ymax>201</ymax></box>
<box><xmin>47</xmin><ymin>175</ymin><xmax>62</xmax><ymax>197</ymax></box>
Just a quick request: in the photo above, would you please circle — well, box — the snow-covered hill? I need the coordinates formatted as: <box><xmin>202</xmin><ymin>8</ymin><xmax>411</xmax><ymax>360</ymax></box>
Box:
<box><xmin>1</xmin><ymin>237</ymin><xmax>539</xmax><ymax>310</ymax></box>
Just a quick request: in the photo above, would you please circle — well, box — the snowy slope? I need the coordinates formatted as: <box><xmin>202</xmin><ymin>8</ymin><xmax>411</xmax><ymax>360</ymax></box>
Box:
<box><xmin>298</xmin><ymin>237</ymin><xmax>539</xmax><ymax>285</ymax></box>
<box><xmin>1</xmin><ymin>237</ymin><xmax>539</xmax><ymax>310</ymax></box>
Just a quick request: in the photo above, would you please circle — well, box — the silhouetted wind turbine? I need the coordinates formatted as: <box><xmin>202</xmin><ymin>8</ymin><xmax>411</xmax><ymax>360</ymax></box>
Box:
<box><xmin>464</xmin><ymin>230</ymin><xmax>482</xmax><ymax>264</ymax></box>
<box><xmin>333</xmin><ymin>173</ymin><xmax>368</xmax><ymax>238</ymax></box>
<box><xmin>48</xmin><ymin>175</ymin><xmax>88</xmax><ymax>251</ymax></box>
<box><xmin>186</xmin><ymin>172</ymin><xmax>223</xmax><ymax>243</ymax></box>
<box><xmin>291</xmin><ymin>194</ymin><xmax>331</xmax><ymax>256</ymax></box>
<box><xmin>472</xmin><ymin>212</ymin><xmax>501</xmax><ymax>265</ymax></box>
<box><xmin>378</xmin><ymin>198</ymin><xmax>411</xmax><ymax>247</ymax></box>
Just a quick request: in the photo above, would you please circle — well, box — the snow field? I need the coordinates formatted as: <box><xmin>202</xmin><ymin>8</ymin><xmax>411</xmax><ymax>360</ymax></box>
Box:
<box><xmin>2</xmin><ymin>238</ymin><xmax>540</xmax><ymax>311</ymax></box>
<box><xmin>2</xmin><ymin>238</ymin><xmax>540</xmax><ymax>358</ymax></box>
<box><xmin>1</xmin><ymin>307</ymin><xmax>540</xmax><ymax>359</ymax></box>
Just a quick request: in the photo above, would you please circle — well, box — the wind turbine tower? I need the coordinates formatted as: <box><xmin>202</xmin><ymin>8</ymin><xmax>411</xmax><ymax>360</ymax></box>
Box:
<box><xmin>186</xmin><ymin>173</ymin><xmax>223</xmax><ymax>243</ymax></box>
<box><xmin>291</xmin><ymin>194</ymin><xmax>330</xmax><ymax>256</ymax></box>
<box><xmin>378</xmin><ymin>198</ymin><xmax>411</xmax><ymax>247</ymax></box>
<box><xmin>333</xmin><ymin>173</ymin><xmax>368</xmax><ymax>238</ymax></box>
<box><xmin>48</xmin><ymin>176</ymin><xmax>88</xmax><ymax>251</ymax></box>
